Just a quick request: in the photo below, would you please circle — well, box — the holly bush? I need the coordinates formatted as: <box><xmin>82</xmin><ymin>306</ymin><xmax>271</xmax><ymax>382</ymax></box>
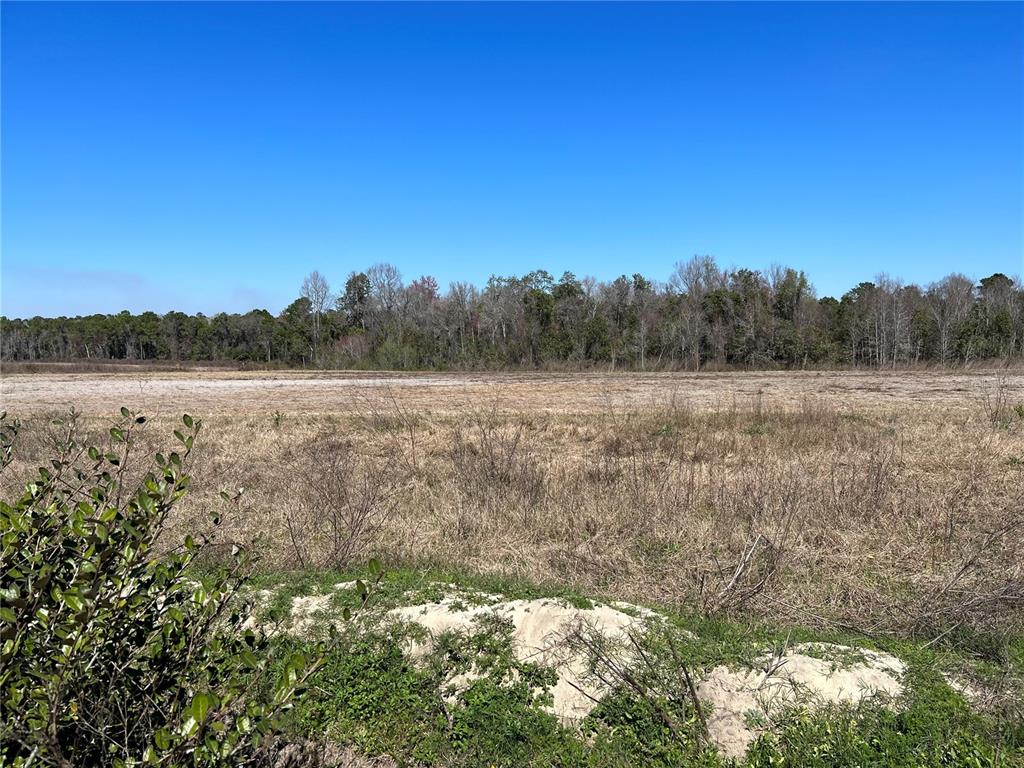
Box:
<box><xmin>0</xmin><ymin>409</ymin><xmax>317</xmax><ymax>767</ymax></box>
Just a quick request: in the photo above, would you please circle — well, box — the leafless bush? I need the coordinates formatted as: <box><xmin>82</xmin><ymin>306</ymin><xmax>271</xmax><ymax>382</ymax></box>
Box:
<box><xmin>825</xmin><ymin>438</ymin><xmax>904</xmax><ymax>522</ymax></box>
<box><xmin>692</xmin><ymin>462</ymin><xmax>801</xmax><ymax>614</ymax></box>
<box><xmin>449</xmin><ymin>411</ymin><xmax>545</xmax><ymax>507</ymax></box>
<box><xmin>599</xmin><ymin>432</ymin><xmax>679</xmax><ymax>509</ymax></box>
<box><xmin>912</xmin><ymin>496</ymin><xmax>1024</xmax><ymax>642</ymax></box>
<box><xmin>982</xmin><ymin>374</ymin><xmax>1024</xmax><ymax>429</ymax></box>
<box><xmin>352</xmin><ymin>390</ymin><xmax>423</xmax><ymax>476</ymax></box>
<box><xmin>283</xmin><ymin>433</ymin><xmax>402</xmax><ymax>569</ymax></box>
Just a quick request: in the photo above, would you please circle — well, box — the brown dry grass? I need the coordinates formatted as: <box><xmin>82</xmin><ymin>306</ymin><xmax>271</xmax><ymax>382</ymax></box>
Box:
<box><xmin>2</xmin><ymin>370</ymin><xmax>1023</xmax><ymax>642</ymax></box>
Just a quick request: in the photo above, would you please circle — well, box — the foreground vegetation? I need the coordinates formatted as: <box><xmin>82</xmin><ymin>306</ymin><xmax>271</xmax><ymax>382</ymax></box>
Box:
<box><xmin>2</xmin><ymin>384</ymin><xmax>1023</xmax><ymax>765</ymax></box>
<box><xmin>0</xmin><ymin>409</ymin><xmax>1019</xmax><ymax>765</ymax></box>
<box><xmin>2</xmin><ymin>409</ymin><xmax>1021</xmax><ymax>765</ymax></box>
<box><xmin>0</xmin><ymin>412</ymin><xmax>328</xmax><ymax>765</ymax></box>
<box><xmin>7</xmin><ymin>378</ymin><xmax>1020</xmax><ymax>642</ymax></box>
<box><xmin>2</xmin><ymin>259</ymin><xmax>1022</xmax><ymax>369</ymax></box>
<box><xmin>244</xmin><ymin>565</ymin><xmax>1023</xmax><ymax>768</ymax></box>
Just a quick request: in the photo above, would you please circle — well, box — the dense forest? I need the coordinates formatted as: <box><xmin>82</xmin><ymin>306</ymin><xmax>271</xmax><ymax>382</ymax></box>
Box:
<box><xmin>2</xmin><ymin>257</ymin><xmax>1022</xmax><ymax>369</ymax></box>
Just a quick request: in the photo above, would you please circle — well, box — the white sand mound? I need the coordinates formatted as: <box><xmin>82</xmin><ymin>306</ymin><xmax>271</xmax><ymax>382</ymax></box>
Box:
<box><xmin>942</xmin><ymin>671</ymin><xmax>995</xmax><ymax>708</ymax></box>
<box><xmin>265</xmin><ymin>582</ymin><xmax>364</xmax><ymax>636</ymax></box>
<box><xmin>256</xmin><ymin>583</ymin><xmax>910</xmax><ymax>762</ymax></box>
<box><xmin>389</xmin><ymin>596</ymin><xmax>647</xmax><ymax>721</ymax></box>
<box><xmin>697</xmin><ymin>642</ymin><xmax>906</xmax><ymax>759</ymax></box>
<box><xmin>289</xmin><ymin>594</ymin><xmax>337</xmax><ymax>635</ymax></box>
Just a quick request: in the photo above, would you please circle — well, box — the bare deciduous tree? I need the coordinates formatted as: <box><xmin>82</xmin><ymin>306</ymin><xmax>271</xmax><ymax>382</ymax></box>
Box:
<box><xmin>300</xmin><ymin>270</ymin><xmax>332</xmax><ymax>361</ymax></box>
<box><xmin>367</xmin><ymin>263</ymin><xmax>403</xmax><ymax>314</ymax></box>
<box><xmin>926</xmin><ymin>274</ymin><xmax>974</xmax><ymax>364</ymax></box>
<box><xmin>669</xmin><ymin>255</ymin><xmax>725</xmax><ymax>369</ymax></box>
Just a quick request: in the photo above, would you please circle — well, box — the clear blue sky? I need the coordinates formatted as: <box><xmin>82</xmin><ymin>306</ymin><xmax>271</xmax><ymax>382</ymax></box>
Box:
<box><xmin>2</xmin><ymin>1</ymin><xmax>1022</xmax><ymax>317</ymax></box>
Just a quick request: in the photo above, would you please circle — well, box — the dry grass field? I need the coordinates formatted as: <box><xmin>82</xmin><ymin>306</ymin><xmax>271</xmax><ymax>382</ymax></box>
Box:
<box><xmin>3</xmin><ymin>368</ymin><xmax>1023</xmax><ymax>642</ymax></box>
<box><xmin>3</xmin><ymin>367</ymin><xmax>1024</xmax><ymax>414</ymax></box>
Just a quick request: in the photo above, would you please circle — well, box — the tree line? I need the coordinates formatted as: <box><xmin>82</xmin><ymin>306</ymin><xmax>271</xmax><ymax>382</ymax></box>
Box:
<box><xmin>2</xmin><ymin>257</ymin><xmax>1022</xmax><ymax>369</ymax></box>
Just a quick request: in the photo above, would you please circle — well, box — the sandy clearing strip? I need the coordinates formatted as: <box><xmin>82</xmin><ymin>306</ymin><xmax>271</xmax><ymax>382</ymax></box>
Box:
<box><xmin>1</xmin><ymin>369</ymin><xmax>1020</xmax><ymax>416</ymax></box>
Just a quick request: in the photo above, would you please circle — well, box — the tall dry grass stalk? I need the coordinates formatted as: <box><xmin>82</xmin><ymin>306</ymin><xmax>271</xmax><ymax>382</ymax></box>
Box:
<box><xmin>3</xmin><ymin>389</ymin><xmax>1022</xmax><ymax>642</ymax></box>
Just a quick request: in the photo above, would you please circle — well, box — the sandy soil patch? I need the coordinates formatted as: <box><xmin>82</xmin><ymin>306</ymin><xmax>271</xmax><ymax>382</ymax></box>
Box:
<box><xmin>697</xmin><ymin>642</ymin><xmax>906</xmax><ymax>758</ymax></box>
<box><xmin>289</xmin><ymin>594</ymin><xmax>338</xmax><ymax>636</ymax></box>
<box><xmin>3</xmin><ymin>369</ymin><xmax>1019</xmax><ymax>417</ymax></box>
<box><xmin>389</xmin><ymin>595</ymin><xmax>646</xmax><ymax>722</ymax></box>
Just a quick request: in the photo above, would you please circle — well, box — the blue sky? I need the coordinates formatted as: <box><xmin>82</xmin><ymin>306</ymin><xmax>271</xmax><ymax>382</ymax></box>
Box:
<box><xmin>2</xmin><ymin>1</ymin><xmax>1022</xmax><ymax>317</ymax></box>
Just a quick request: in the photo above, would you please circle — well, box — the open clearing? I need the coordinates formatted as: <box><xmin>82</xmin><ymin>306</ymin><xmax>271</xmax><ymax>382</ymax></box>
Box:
<box><xmin>3</xmin><ymin>368</ymin><xmax>1023</xmax><ymax>764</ymax></box>
<box><xmin>3</xmin><ymin>368</ymin><xmax>1022</xmax><ymax>416</ymax></box>
<box><xmin>2</xmin><ymin>367</ymin><xmax>1021</xmax><ymax>633</ymax></box>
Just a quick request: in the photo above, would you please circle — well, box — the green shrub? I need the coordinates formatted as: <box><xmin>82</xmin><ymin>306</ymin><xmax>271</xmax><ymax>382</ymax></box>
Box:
<box><xmin>0</xmin><ymin>409</ymin><xmax>318</xmax><ymax>767</ymax></box>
